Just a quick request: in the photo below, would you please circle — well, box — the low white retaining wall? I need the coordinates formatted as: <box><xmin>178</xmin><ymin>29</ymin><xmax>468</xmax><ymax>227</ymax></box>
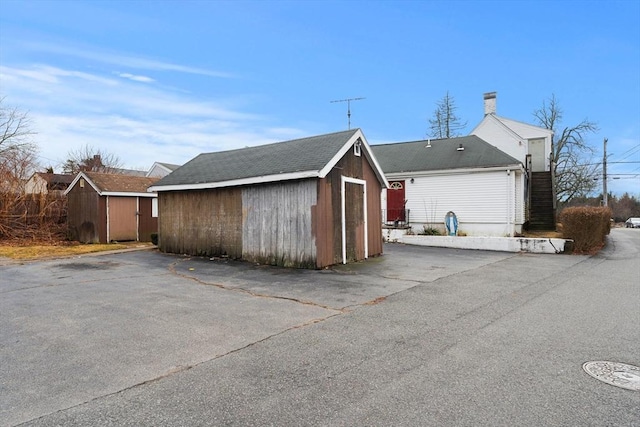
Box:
<box><xmin>385</xmin><ymin>232</ymin><xmax>568</xmax><ymax>254</ymax></box>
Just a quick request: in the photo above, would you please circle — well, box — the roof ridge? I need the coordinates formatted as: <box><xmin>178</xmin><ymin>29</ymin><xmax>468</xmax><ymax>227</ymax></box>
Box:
<box><xmin>197</xmin><ymin>129</ymin><xmax>358</xmax><ymax>156</ymax></box>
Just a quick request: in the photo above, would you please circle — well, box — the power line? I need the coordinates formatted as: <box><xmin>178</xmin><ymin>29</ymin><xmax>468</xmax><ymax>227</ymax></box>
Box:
<box><xmin>615</xmin><ymin>142</ymin><xmax>640</xmax><ymax>158</ymax></box>
<box><xmin>612</xmin><ymin>144</ymin><xmax>640</xmax><ymax>162</ymax></box>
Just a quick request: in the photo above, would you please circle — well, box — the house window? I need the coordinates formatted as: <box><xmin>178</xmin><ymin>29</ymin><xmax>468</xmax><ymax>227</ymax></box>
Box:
<box><xmin>389</xmin><ymin>182</ymin><xmax>403</xmax><ymax>190</ymax></box>
<box><xmin>152</xmin><ymin>198</ymin><xmax>158</xmax><ymax>218</ymax></box>
<box><xmin>354</xmin><ymin>139</ymin><xmax>362</xmax><ymax>157</ymax></box>
<box><xmin>80</xmin><ymin>178</ymin><xmax>84</xmax><ymax>188</ymax></box>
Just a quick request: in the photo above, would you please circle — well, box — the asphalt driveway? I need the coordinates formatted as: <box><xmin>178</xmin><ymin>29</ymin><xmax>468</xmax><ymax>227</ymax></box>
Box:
<box><xmin>1</xmin><ymin>233</ymin><xmax>638</xmax><ymax>426</ymax></box>
<box><xmin>1</xmin><ymin>244</ymin><xmax>513</xmax><ymax>426</ymax></box>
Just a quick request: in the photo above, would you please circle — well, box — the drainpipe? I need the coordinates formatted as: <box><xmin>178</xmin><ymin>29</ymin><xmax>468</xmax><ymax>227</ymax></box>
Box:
<box><xmin>506</xmin><ymin>169</ymin><xmax>512</xmax><ymax>236</ymax></box>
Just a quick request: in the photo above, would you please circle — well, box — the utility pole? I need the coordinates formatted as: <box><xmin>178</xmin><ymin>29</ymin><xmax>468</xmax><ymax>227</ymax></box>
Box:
<box><xmin>330</xmin><ymin>97</ymin><xmax>365</xmax><ymax>130</ymax></box>
<box><xmin>603</xmin><ymin>138</ymin><xmax>608</xmax><ymax>207</ymax></box>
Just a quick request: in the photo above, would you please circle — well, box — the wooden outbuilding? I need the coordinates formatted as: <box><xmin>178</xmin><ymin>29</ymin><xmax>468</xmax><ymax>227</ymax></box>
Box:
<box><xmin>149</xmin><ymin>129</ymin><xmax>388</xmax><ymax>268</ymax></box>
<box><xmin>65</xmin><ymin>172</ymin><xmax>159</xmax><ymax>243</ymax></box>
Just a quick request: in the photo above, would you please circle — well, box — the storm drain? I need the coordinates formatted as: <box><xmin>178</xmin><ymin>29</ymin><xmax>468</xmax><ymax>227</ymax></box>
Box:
<box><xmin>583</xmin><ymin>361</ymin><xmax>640</xmax><ymax>391</ymax></box>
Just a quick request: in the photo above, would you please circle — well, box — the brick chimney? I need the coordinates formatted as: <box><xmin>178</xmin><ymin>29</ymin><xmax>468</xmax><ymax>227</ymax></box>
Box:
<box><xmin>483</xmin><ymin>92</ymin><xmax>497</xmax><ymax>115</ymax></box>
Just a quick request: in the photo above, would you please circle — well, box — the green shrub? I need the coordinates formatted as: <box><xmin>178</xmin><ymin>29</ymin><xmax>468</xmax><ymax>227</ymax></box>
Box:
<box><xmin>559</xmin><ymin>206</ymin><xmax>611</xmax><ymax>253</ymax></box>
<box><xmin>419</xmin><ymin>226</ymin><xmax>442</xmax><ymax>236</ymax></box>
<box><xmin>150</xmin><ymin>233</ymin><xmax>158</xmax><ymax>245</ymax></box>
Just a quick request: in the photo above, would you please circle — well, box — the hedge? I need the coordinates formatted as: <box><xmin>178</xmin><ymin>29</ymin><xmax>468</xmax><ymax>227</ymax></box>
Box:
<box><xmin>559</xmin><ymin>206</ymin><xmax>611</xmax><ymax>253</ymax></box>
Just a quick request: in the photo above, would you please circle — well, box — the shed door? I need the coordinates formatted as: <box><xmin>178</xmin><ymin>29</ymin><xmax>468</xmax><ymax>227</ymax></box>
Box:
<box><xmin>108</xmin><ymin>196</ymin><xmax>138</xmax><ymax>241</ymax></box>
<box><xmin>387</xmin><ymin>181</ymin><xmax>406</xmax><ymax>222</ymax></box>
<box><xmin>341</xmin><ymin>177</ymin><xmax>367</xmax><ymax>264</ymax></box>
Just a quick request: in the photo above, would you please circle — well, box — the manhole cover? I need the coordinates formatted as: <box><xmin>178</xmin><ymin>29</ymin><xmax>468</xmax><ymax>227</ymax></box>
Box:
<box><xmin>583</xmin><ymin>361</ymin><xmax>640</xmax><ymax>391</ymax></box>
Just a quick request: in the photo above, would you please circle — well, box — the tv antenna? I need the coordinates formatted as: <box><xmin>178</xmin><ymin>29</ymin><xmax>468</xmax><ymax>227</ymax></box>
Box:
<box><xmin>330</xmin><ymin>97</ymin><xmax>365</xmax><ymax>129</ymax></box>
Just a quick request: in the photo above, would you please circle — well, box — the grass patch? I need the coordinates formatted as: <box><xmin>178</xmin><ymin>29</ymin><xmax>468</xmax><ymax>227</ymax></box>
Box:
<box><xmin>0</xmin><ymin>242</ymin><xmax>148</xmax><ymax>260</ymax></box>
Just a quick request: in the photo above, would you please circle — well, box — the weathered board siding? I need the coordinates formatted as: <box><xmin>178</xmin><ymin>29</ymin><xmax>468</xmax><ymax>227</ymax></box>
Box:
<box><xmin>363</xmin><ymin>154</ymin><xmax>383</xmax><ymax>257</ymax></box>
<box><xmin>66</xmin><ymin>181</ymin><xmax>106</xmax><ymax>243</ymax></box>
<box><xmin>138</xmin><ymin>198</ymin><xmax>157</xmax><ymax>242</ymax></box>
<box><xmin>315</xmin><ymin>145</ymin><xmax>383</xmax><ymax>267</ymax></box>
<box><xmin>313</xmin><ymin>177</ymin><xmax>334</xmax><ymax>268</ymax></box>
<box><xmin>322</xmin><ymin>147</ymin><xmax>364</xmax><ymax>265</ymax></box>
<box><xmin>344</xmin><ymin>181</ymin><xmax>365</xmax><ymax>262</ymax></box>
<box><xmin>107</xmin><ymin>196</ymin><xmax>137</xmax><ymax>241</ymax></box>
<box><xmin>242</xmin><ymin>180</ymin><xmax>317</xmax><ymax>268</ymax></box>
<box><xmin>157</xmin><ymin>142</ymin><xmax>384</xmax><ymax>269</ymax></box>
<box><xmin>158</xmin><ymin>188</ymin><xmax>242</xmax><ymax>258</ymax></box>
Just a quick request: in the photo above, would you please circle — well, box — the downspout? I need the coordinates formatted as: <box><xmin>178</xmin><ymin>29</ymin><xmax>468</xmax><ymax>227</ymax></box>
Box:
<box><xmin>525</xmin><ymin>154</ymin><xmax>532</xmax><ymax>223</ymax></box>
<box><xmin>506</xmin><ymin>169</ymin><xmax>512</xmax><ymax>236</ymax></box>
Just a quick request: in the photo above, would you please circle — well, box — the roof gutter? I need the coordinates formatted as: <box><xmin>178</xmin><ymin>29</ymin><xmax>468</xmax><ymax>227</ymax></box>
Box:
<box><xmin>384</xmin><ymin>164</ymin><xmax>525</xmax><ymax>179</ymax></box>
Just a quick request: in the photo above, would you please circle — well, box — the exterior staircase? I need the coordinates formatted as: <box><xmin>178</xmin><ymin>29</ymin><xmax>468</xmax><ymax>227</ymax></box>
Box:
<box><xmin>528</xmin><ymin>172</ymin><xmax>556</xmax><ymax>231</ymax></box>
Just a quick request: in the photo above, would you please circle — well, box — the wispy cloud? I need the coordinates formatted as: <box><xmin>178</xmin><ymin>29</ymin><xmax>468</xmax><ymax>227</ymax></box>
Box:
<box><xmin>1</xmin><ymin>63</ymin><xmax>304</xmax><ymax>171</ymax></box>
<box><xmin>22</xmin><ymin>41</ymin><xmax>235</xmax><ymax>78</ymax></box>
<box><xmin>117</xmin><ymin>72</ymin><xmax>155</xmax><ymax>83</ymax></box>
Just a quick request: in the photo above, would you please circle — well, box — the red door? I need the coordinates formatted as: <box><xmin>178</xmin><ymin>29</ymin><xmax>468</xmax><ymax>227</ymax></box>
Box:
<box><xmin>387</xmin><ymin>181</ymin><xmax>406</xmax><ymax>223</ymax></box>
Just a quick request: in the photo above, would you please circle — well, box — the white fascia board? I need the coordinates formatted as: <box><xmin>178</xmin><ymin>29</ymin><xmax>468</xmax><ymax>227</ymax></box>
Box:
<box><xmin>469</xmin><ymin>115</ymin><xmax>490</xmax><ymax>135</ymax></box>
<box><xmin>488</xmin><ymin>114</ymin><xmax>525</xmax><ymax>141</ymax></box>
<box><xmin>318</xmin><ymin>130</ymin><xmax>363</xmax><ymax>178</ymax></box>
<box><xmin>102</xmin><ymin>191</ymin><xmax>157</xmax><ymax>198</ymax></box>
<box><xmin>317</xmin><ymin>129</ymin><xmax>390</xmax><ymax>189</ymax></box>
<box><xmin>63</xmin><ymin>172</ymin><xmax>102</xmax><ymax>196</ymax></box>
<box><xmin>384</xmin><ymin>164</ymin><xmax>525</xmax><ymax>179</ymax></box>
<box><xmin>148</xmin><ymin>170</ymin><xmax>319</xmax><ymax>192</ymax></box>
<box><xmin>360</xmin><ymin>136</ymin><xmax>390</xmax><ymax>189</ymax></box>
<box><xmin>497</xmin><ymin>115</ymin><xmax>554</xmax><ymax>137</ymax></box>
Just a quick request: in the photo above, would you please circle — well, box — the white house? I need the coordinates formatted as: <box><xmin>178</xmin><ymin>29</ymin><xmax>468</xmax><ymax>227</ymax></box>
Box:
<box><xmin>372</xmin><ymin>135</ymin><xmax>526</xmax><ymax>237</ymax></box>
<box><xmin>146</xmin><ymin>162</ymin><xmax>181</xmax><ymax>178</ymax></box>
<box><xmin>24</xmin><ymin>173</ymin><xmax>74</xmax><ymax>195</ymax></box>
<box><xmin>471</xmin><ymin>92</ymin><xmax>554</xmax><ymax>173</ymax></box>
<box><xmin>470</xmin><ymin>92</ymin><xmax>556</xmax><ymax>230</ymax></box>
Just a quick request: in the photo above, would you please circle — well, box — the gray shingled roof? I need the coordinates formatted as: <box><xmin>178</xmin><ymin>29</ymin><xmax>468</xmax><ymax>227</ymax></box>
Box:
<box><xmin>154</xmin><ymin>129</ymin><xmax>359</xmax><ymax>187</ymax></box>
<box><xmin>370</xmin><ymin>135</ymin><xmax>521</xmax><ymax>174</ymax></box>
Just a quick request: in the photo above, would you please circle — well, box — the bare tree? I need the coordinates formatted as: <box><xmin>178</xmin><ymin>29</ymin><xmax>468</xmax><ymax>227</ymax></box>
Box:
<box><xmin>0</xmin><ymin>98</ymin><xmax>67</xmax><ymax>241</ymax></box>
<box><xmin>533</xmin><ymin>94</ymin><xmax>599</xmax><ymax>204</ymax></box>
<box><xmin>428</xmin><ymin>91</ymin><xmax>467</xmax><ymax>139</ymax></box>
<box><xmin>0</xmin><ymin>98</ymin><xmax>39</xmax><ymax>189</ymax></box>
<box><xmin>62</xmin><ymin>144</ymin><xmax>123</xmax><ymax>174</ymax></box>
<box><xmin>1</xmin><ymin>97</ymin><xmax>37</xmax><ymax>168</ymax></box>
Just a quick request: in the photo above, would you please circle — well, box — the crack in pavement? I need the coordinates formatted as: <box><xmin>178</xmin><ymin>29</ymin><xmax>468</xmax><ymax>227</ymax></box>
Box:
<box><xmin>168</xmin><ymin>258</ymin><xmax>347</xmax><ymax>313</ymax></box>
<box><xmin>17</xmin><ymin>296</ymin><xmax>344</xmax><ymax>427</ymax></box>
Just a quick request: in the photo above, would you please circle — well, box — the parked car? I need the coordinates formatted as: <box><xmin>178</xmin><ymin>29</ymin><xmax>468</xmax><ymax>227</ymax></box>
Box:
<box><xmin>625</xmin><ymin>217</ymin><xmax>640</xmax><ymax>228</ymax></box>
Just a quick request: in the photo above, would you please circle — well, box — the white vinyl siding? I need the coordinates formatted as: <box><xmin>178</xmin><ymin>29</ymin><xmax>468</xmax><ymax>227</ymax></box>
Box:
<box><xmin>405</xmin><ymin>171</ymin><xmax>510</xmax><ymax>224</ymax></box>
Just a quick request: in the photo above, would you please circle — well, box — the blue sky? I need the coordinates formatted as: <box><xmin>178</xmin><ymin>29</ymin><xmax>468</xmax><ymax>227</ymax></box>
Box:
<box><xmin>1</xmin><ymin>0</ymin><xmax>638</xmax><ymax>195</ymax></box>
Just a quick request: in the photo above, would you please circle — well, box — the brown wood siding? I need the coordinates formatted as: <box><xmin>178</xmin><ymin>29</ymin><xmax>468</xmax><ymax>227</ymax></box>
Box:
<box><xmin>107</xmin><ymin>196</ymin><xmax>137</xmax><ymax>241</ymax></box>
<box><xmin>363</xmin><ymin>154</ymin><xmax>383</xmax><ymax>257</ymax></box>
<box><xmin>138</xmin><ymin>197</ymin><xmax>157</xmax><ymax>242</ymax></box>
<box><xmin>313</xmin><ymin>177</ymin><xmax>334</xmax><ymax>268</ymax></box>
<box><xmin>241</xmin><ymin>180</ymin><xmax>317</xmax><ymax>268</ymax></box>
<box><xmin>344</xmin><ymin>181</ymin><xmax>365</xmax><ymax>262</ymax></box>
<box><xmin>66</xmin><ymin>180</ymin><xmax>105</xmax><ymax>243</ymax></box>
<box><xmin>313</xmin><ymin>145</ymin><xmax>384</xmax><ymax>267</ymax></box>
<box><xmin>158</xmin><ymin>188</ymin><xmax>242</xmax><ymax>258</ymax></box>
<box><xmin>330</xmin><ymin>146</ymin><xmax>363</xmax><ymax>265</ymax></box>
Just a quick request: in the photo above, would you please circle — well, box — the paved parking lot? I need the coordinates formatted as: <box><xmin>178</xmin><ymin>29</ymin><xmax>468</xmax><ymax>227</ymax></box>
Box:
<box><xmin>1</xmin><ymin>232</ymin><xmax>638</xmax><ymax>426</ymax></box>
